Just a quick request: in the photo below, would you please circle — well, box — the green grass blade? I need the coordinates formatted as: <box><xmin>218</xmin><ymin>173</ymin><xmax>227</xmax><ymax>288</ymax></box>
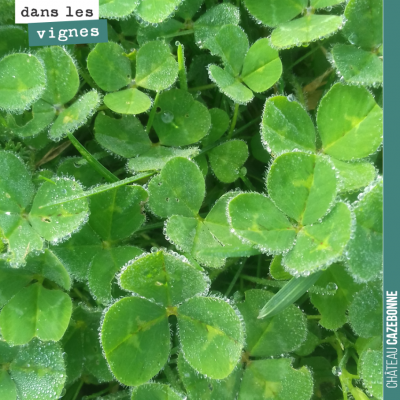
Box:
<box><xmin>258</xmin><ymin>271</ymin><xmax>323</xmax><ymax>319</ymax></box>
<box><xmin>67</xmin><ymin>132</ymin><xmax>119</xmax><ymax>183</ymax></box>
<box><xmin>39</xmin><ymin>173</ymin><xmax>154</xmax><ymax>209</ymax></box>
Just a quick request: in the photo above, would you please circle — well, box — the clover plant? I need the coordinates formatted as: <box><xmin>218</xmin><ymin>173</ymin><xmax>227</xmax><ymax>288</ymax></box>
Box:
<box><xmin>0</xmin><ymin>0</ymin><xmax>383</xmax><ymax>399</ymax></box>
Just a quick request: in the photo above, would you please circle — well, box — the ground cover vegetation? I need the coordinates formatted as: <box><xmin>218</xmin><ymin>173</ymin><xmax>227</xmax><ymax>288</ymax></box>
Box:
<box><xmin>0</xmin><ymin>0</ymin><xmax>383</xmax><ymax>399</ymax></box>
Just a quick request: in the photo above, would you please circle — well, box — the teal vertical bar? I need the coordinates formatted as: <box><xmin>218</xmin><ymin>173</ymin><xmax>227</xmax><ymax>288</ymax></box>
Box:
<box><xmin>384</xmin><ymin>1</ymin><xmax>400</xmax><ymax>399</ymax></box>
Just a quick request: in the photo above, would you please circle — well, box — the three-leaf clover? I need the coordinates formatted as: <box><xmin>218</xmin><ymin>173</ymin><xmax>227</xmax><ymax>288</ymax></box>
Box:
<box><xmin>0</xmin><ymin>47</ymin><xmax>101</xmax><ymax>141</ymax></box>
<box><xmin>262</xmin><ymin>83</ymin><xmax>381</xmax><ymax>192</ymax></box>
<box><xmin>228</xmin><ymin>151</ymin><xmax>353</xmax><ymax>276</ymax></box>
<box><xmin>206</xmin><ymin>25</ymin><xmax>282</xmax><ymax>104</ymax></box>
<box><xmin>87</xmin><ymin>41</ymin><xmax>178</xmax><ymax>115</ymax></box>
<box><xmin>101</xmin><ymin>250</ymin><xmax>244</xmax><ymax>385</ymax></box>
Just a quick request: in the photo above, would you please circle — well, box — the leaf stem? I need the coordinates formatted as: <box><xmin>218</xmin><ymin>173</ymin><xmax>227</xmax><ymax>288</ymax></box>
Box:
<box><xmin>247</xmin><ymin>173</ymin><xmax>265</xmax><ymax>183</ymax></box>
<box><xmin>146</xmin><ymin>92</ymin><xmax>160</xmax><ymax>134</ymax></box>
<box><xmin>197</xmin><ymin>139</ymin><xmax>224</xmax><ymax>156</ymax></box>
<box><xmin>78</xmin><ymin>68</ymin><xmax>99</xmax><ymax>90</ymax></box>
<box><xmin>240</xmin><ymin>173</ymin><xmax>256</xmax><ymax>191</ymax></box>
<box><xmin>328</xmin><ymin>335</ymin><xmax>365</xmax><ymax>400</ymax></box>
<box><xmin>82</xmin><ymin>387</ymin><xmax>110</xmax><ymax>399</ymax></box>
<box><xmin>225</xmin><ymin>261</ymin><xmax>247</xmax><ymax>297</ymax></box>
<box><xmin>257</xmin><ymin>255</ymin><xmax>262</xmax><ymax>278</ymax></box>
<box><xmin>287</xmin><ymin>45</ymin><xmax>321</xmax><ymax>70</ymax></box>
<box><xmin>233</xmin><ymin>116</ymin><xmax>261</xmax><ymax>136</ymax></box>
<box><xmin>67</xmin><ymin>132</ymin><xmax>119</xmax><ymax>183</ymax></box>
<box><xmin>136</xmin><ymin>221</ymin><xmax>166</xmax><ymax>233</ymax></box>
<box><xmin>350</xmin><ymin>348</ymin><xmax>359</xmax><ymax>365</ymax></box>
<box><xmin>71</xmin><ymin>379</ymin><xmax>84</xmax><ymax>400</ymax></box>
<box><xmin>162</xmin><ymin>28</ymin><xmax>195</xmax><ymax>39</ymax></box>
<box><xmin>37</xmin><ymin>175</ymin><xmax>56</xmax><ymax>185</ymax></box>
<box><xmin>228</xmin><ymin>103</ymin><xmax>240</xmax><ymax>139</ymax></box>
<box><xmin>188</xmin><ymin>83</ymin><xmax>216</xmax><ymax>92</ymax></box>
<box><xmin>240</xmin><ymin>274</ymin><xmax>285</xmax><ymax>288</ymax></box>
<box><xmin>163</xmin><ymin>364</ymin><xmax>182</xmax><ymax>392</ymax></box>
<box><xmin>177</xmin><ymin>43</ymin><xmax>188</xmax><ymax>91</ymax></box>
<box><xmin>97</xmin><ymin>105</ymin><xmax>109</xmax><ymax>111</ymax></box>
<box><xmin>307</xmin><ymin>314</ymin><xmax>322</xmax><ymax>320</ymax></box>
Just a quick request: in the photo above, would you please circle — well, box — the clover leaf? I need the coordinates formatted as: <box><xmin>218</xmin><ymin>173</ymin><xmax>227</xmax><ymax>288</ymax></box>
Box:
<box><xmin>88</xmin><ymin>185</ymin><xmax>148</xmax><ymax>242</ymax></box>
<box><xmin>0</xmin><ymin>53</ymin><xmax>46</xmax><ymax>113</ymax></box>
<box><xmin>331</xmin><ymin>44</ymin><xmax>383</xmax><ymax>87</ymax></box>
<box><xmin>236</xmin><ymin>289</ymin><xmax>307</xmax><ymax>357</ymax></box>
<box><xmin>0</xmin><ymin>339</ymin><xmax>66</xmax><ymax>400</ymax></box>
<box><xmin>345</xmin><ymin>178</ymin><xmax>382</xmax><ymax>282</ymax></box>
<box><xmin>238</xmin><ymin>358</ymin><xmax>313</xmax><ymax>400</ymax></box>
<box><xmin>309</xmin><ymin>263</ymin><xmax>363</xmax><ymax>330</ymax></box>
<box><xmin>348</xmin><ymin>282</ymin><xmax>383</xmax><ymax>338</ymax></box>
<box><xmin>267</xmin><ymin>152</ymin><xmax>337</xmax><ymax>225</ymax></box>
<box><xmin>270</xmin><ymin>15</ymin><xmax>344</xmax><ymax>49</ymax></box>
<box><xmin>131</xmin><ymin>383</ymin><xmax>184</xmax><ymax>400</ymax></box>
<box><xmin>343</xmin><ymin>0</ymin><xmax>382</xmax><ymax>51</ymax></box>
<box><xmin>2</xmin><ymin>100</ymin><xmax>56</xmax><ymax>138</ymax></box>
<box><xmin>317</xmin><ymin>83</ymin><xmax>383</xmax><ymax>161</ymax></box>
<box><xmin>62</xmin><ymin>305</ymin><xmax>114</xmax><ymax>384</ymax></box>
<box><xmin>0</xmin><ymin>26</ymin><xmax>28</xmax><ymax>59</ymax></box>
<box><xmin>177</xmin><ymin>296</ymin><xmax>244</xmax><ymax>379</ymax></box>
<box><xmin>262</xmin><ymin>96</ymin><xmax>316</xmax><ymax>155</ymax></box>
<box><xmin>178</xmin><ymin>354</ymin><xmax>242</xmax><ymax>400</ymax></box>
<box><xmin>208</xmin><ymin>140</ymin><xmax>248</xmax><ymax>183</ymax></box>
<box><xmin>99</xmin><ymin>0</ymin><xmax>183</xmax><ymax>23</ymax></box>
<box><xmin>49</xmin><ymin>90</ymin><xmax>101</xmax><ymax>141</ymax></box>
<box><xmin>36</xmin><ymin>46</ymin><xmax>80</xmax><ymax>106</ymax></box>
<box><xmin>153</xmin><ymin>89</ymin><xmax>211</xmax><ymax>147</ymax></box>
<box><xmin>119</xmin><ymin>250</ymin><xmax>209</xmax><ymax>307</ymax></box>
<box><xmin>0</xmin><ymin>282</ymin><xmax>72</xmax><ymax>345</ymax></box>
<box><xmin>0</xmin><ymin>251</ymin><xmax>72</xmax><ymax>345</ymax></box>
<box><xmin>50</xmin><ymin>224</ymin><xmax>102</xmax><ymax>281</ymax></box>
<box><xmin>359</xmin><ymin>349</ymin><xmax>383</xmax><ymax>399</ymax></box>
<box><xmin>244</xmin><ymin>0</ymin><xmax>344</xmax><ymax>49</ymax></box>
<box><xmin>228</xmin><ymin>192</ymin><xmax>296</xmax><ymax>254</ymax></box>
<box><xmin>87</xmin><ymin>42</ymin><xmax>132</xmax><ymax>92</ymax></box>
<box><xmin>88</xmin><ymin>246</ymin><xmax>144</xmax><ymax>305</ymax></box>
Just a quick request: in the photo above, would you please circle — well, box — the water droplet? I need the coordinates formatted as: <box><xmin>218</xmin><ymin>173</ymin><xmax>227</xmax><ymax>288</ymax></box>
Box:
<box><xmin>161</xmin><ymin>112</ymin><xmax>174</xmax><ymax>123</ymax></box>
